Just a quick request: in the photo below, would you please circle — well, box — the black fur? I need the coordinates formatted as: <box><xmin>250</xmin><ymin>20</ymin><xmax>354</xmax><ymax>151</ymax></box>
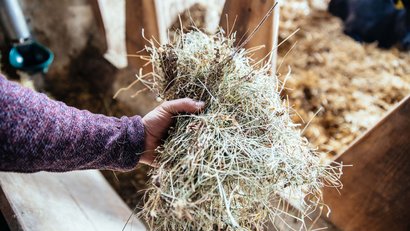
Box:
<box><xmin>328</xmin><ymin>0</ymin><xmax>410</xmax><ymax>50</ymax></box>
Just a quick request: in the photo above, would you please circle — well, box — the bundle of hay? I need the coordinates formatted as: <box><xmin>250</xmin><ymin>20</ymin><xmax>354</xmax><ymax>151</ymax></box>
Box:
<box><xmin>137</xmin><ymin>29</ymin><xmax>341</xmax><ymax>230</ymax></box>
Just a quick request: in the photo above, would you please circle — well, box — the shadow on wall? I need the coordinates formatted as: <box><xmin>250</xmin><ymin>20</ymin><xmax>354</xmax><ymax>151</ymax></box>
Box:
<box><xmin>0</xmin><ymin>211</ymin><xmax>10</xmax><ymax>231</ymax></box>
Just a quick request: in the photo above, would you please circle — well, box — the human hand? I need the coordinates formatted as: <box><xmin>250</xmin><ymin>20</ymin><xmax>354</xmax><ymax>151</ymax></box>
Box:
<box><xmin>140</xmin><ymin>98</ymin><xmax>205</xmax><ymax>166</ymax></box>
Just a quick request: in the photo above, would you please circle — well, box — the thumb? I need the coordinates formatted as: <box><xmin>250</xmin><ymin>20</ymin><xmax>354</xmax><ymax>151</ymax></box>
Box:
<box><xmin>160</xmin><ymin>98</ymin><xmax>205</xmax><ymax>114</ymax></box>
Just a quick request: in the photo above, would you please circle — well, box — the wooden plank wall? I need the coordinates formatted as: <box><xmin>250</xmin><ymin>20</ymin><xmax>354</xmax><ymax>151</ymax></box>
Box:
<box><xmin>0</xmin><ymin>171</ymin><xmax>146</xmax><ymax>231</ymax></box>
<box><xmin>219</xmin><ymin>0</ymin><xmax>278</xmax><ymax>68</ymax></box>
<box><xmin>125</xmin><ymin>0</ymin><xmax>160</xmax><ymax>69</ymax></box>
<box><xmin>321</xmin><ymin>95</ymin><xmax>410</xmax><ymax>231</ymax></box>
<box><xmin>90</xmin><ymin>0</ymin><xmax>160</xmax><ymax>69</ymax></box>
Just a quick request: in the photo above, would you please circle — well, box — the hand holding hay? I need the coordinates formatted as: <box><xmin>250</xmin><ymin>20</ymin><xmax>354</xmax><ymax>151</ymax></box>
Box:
<box><xmin>137</xmin><ymin>29</ymin><xmax>342</xmax><ymax>230</ymax></box>
<box><xmin>141</xmin><ymin>98</ymin><xmax>205</xmax><ymax>166</ymax></box>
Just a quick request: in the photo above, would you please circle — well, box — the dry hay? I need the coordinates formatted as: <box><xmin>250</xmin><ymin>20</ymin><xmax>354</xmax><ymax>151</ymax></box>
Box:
<box><xmin>105</xmin><ymin>0</ymin><xmax>410</xmax><ymax>220</ymax></box>
<box><xmin>277</xmin><ymin>0</ymin><xmax>410</xmax><ymax>156</ymax></box>
<box><xmin>135</xmin><ymin>28</ymin><xmax>341</xmax><ymax>230</ymax></box>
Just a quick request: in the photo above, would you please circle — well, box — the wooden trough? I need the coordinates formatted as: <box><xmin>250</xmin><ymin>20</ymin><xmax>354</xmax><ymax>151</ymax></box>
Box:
<box><xmin>1</xmin><ymin>1</ymin><xmax>409</xmax><ymax>230</ymax></box>
<box><xmin>321</xmin><ymin>95</ymin><xmax>410</xmax><ymax>231</ymax></box>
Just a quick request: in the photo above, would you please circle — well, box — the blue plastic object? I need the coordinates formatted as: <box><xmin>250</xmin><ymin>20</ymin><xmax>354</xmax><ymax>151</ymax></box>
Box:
<box><xmin>9</xmin><ymin>41</ymin><xmax>54</xmax><ymax>73</ymax></box>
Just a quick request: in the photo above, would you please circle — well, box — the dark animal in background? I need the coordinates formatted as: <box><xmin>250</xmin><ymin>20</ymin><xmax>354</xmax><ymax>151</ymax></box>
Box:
<box><xmin>328</xmin><ymin>0</ymin><xmax>410</xmax><ymax>50</ymax></box>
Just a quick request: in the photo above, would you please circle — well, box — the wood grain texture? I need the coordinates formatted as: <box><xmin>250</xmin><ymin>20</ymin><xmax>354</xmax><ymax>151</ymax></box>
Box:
<box><xmin>219</xmin><ymin>0</ymin><xmax>278</xmax><ymax>67</ymax></box>
<box><xmin>0</xmin><ymin>170</ymin><xmax>146</xmax><ymax>231</ymax></box>
<box><xmin>322</xmin><ymin>95</ymin><xmax>410</xmax><ymax>231</ymax></box>
<box><xmin>126</xmin><ymin>0</ymin><xmax>159</xmax><ymax>68</ymax></box>
<box><xmin>90</xmin><ymin>0</ymin><xmax>128</xmax><ymax>68</ymax></box>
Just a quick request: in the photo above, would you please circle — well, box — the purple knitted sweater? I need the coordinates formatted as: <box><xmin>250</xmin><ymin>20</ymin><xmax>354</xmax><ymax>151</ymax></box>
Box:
<box><xmin>0</xmin><ymin>75</ymin><xmax>144</xmax><ymax>172</ymax></box>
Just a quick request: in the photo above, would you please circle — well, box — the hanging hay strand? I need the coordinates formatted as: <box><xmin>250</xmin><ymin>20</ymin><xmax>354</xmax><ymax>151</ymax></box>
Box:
<box><xmin>137</xmin><ymin>29</ymin><xmax>342</xmax><ymax>230</ymax></box>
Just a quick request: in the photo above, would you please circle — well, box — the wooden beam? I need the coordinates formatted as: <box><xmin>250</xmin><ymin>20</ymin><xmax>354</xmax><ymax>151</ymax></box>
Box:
<box><xmin>321</xmin><ymin>95</ymin><xmax>410</xmax><ymax>231</ymax></box>
<box><xmin>90</xmin><ymin>0</ymin><xmax>128</xmax><ymax>69</ymax></box>
<box><xmin>0</xmin><ymin>170</ymin><xmax>146</xmax><ymax>231</ymax></box>
<box><xmin>125</xmin><ymin>0</ymin><xmax>159</xmax><ymax>69</ymax></box>
<box><xmin>219</xmin><ymin>0</ymin><xmax>279</xmax><ymax>69</ymax></box>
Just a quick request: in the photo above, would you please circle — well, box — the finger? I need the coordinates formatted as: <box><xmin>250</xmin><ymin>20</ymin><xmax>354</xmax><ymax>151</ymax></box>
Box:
<box><xmin>161</xmin><ymin>98</ymin><xmax>205</xmax><ymax>114</ymax></box>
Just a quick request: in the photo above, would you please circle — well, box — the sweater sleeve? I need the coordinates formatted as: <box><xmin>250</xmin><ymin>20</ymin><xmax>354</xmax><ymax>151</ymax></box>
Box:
<box><xmin>0</xmin><ymin>75</ymin><xmax>145</xmax><ymax>172</ymax></box>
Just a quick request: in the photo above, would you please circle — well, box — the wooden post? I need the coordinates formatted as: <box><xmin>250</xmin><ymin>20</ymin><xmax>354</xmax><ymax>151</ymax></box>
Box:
<box><xmin>90</xmin><ymin>0</ymin><xmax>161</xmax><ymax>69</ymax></box>
<box><xmin>89</xmin><ymin>0</ymin><xmax>128</xmax><ymax>69</ymax></box>
<box><xmin>219</xmin><ymin>0</ymin><xmax>279</xmax><ymax>70</ymax></box>
<box><xmin>89</xmin><ymin>0</ymin><xmax>161</xmax><ymax>115</ymax></box>
<box><xmin>321</xmin><ymin>95</ymin><xmax>410</xmax><ymax>231</ymax></box>
<box><xmin>125</xmin><ymin>0</ymin><xmax>160</xmax><ymax>69</ymax></box>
